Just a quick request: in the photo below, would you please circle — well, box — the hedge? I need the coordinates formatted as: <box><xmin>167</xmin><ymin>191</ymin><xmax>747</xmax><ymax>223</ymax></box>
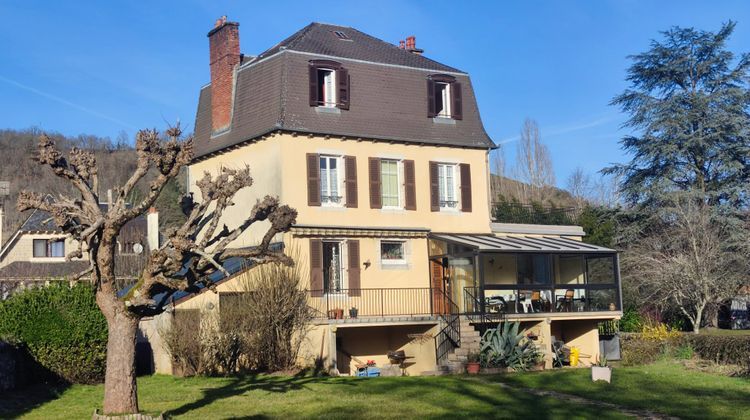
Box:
<box><xmin>686</xmin><ymin>334</ymin><xmax>750</xmax><ymax>367</ymax></box>
<box><xmin>0</xmin><ymin>283</ymin><xmax>107</xmax><ymax>384</ymax></box>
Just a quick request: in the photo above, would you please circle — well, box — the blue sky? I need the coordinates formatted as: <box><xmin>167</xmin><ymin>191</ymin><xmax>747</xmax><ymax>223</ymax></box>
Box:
<box><xmin>1</xmin><ymin>1</ymin><xmax>748</xmax><ymax>187</ymax></box>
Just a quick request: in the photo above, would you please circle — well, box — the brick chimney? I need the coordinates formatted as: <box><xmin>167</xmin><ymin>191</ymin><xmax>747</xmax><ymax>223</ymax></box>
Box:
<box><xmin>208</xmin><ymin>16</ymin><xmax>241</xmax><ymax>133</ymax></box>
<box><xmin>403</xmin><ymin>35</ymin><xmax>423</xmax><ymax>55</ymax></box>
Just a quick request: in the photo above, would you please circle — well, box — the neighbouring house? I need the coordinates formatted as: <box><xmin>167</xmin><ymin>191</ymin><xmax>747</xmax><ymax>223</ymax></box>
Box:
<box><xmin>0</xmin><ymin>199</ymin><xmax>159</xmax><ymax>299</ymax></box>
<box><xmin>142</xmin><ymin>18</ymin><xmax>622</xmax><ymax>376</ymax></box>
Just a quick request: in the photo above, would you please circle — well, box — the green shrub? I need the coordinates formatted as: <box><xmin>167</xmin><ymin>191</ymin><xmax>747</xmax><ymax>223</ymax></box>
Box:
<box><xmin>0</xmin><ymin>283</ymin><xmax>107</xmax><ymax>384</ymax></box>
<box><xmin>672</xmin><ymin>343</ymin><xmax>695</xmax><ymax>360</ymax></box>
<box><xmin>618</xmin><ymin>307</ymin><xmax>643</xmax><ymax>332</ymax></box>
<box><xmin>686</xmin><ymin>335</ymin><xmax>750</xmax><ymax>367</ymax></box>
<box><xmin>480</xmin><ymin>321</ymin><xmax>541</xmax><ymax>371</ymax></box>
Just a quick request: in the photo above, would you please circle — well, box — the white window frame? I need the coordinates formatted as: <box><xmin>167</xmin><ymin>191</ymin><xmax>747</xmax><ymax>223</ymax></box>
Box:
<box><xmin>323</xmin><ymin>239</ymin><xmax>347</xmax><ymax>294</ymax></box>
<box><xmin>320</xmin><ymin>155</ymin><xmax>344</xmax><ymax>207</ymax></box>
<box><xmin>318</xmin><ymin>68</ymin><xmax>337</xmax><ymax>108</ymax></box>
<box><xmin>380</xmin><ymin>159</ymin><xmax>404</xmax><ymax>209</ymax></box>
<box><xmin>380</xmin><ymin>240</ymin><xmax>407</xmax><ymax>266</ymax></box>
<box><xmin>435</xmin><ymin>82</ymin><xmax>451</xmax><ymax>118</ymax></box>
<box><xmin>438</xmin><ymin>163</ymin><xmax>460</xmax><ymax>211</ymax></box>
<box><xmin>33</xmin><ymin>238</ymin><xmax>66</xmax><ymax>259</ymax></box>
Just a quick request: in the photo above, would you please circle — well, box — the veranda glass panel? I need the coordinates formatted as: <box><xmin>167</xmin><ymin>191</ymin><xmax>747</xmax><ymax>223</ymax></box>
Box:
<box><xmin>589</xmin><ymin>288</ymin><xmax>618</xmax><ymax>311</ymax></box>
<box><xmin>586</xmin><ymin>255</ymin><xmax>615</xmax><ymax>284</ymax></box>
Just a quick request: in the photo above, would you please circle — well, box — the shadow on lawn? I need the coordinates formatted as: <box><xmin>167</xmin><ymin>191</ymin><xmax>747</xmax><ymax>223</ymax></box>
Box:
<box><xmin>164</xmin><ymin>369</ymin><xmax>344</xmax><ymax>418</ymax></box>
<box><xmin>0</xmin><ymin>382</ymin><xmax>70</xmax><ymax>419</ymax></box>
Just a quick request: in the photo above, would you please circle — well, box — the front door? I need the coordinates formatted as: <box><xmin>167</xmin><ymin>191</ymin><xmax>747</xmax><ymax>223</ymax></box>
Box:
<box><xmin>430</xmin><ymin>258</ymin><xmax>447</xmax><ymax>314</ymax></box>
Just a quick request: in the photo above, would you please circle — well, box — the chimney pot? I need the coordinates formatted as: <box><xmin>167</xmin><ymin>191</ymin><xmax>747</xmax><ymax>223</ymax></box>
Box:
<box><xmin>399</xmin><ymin>40</ymin><xmax>405</xmax><ymax>49</ymax></box>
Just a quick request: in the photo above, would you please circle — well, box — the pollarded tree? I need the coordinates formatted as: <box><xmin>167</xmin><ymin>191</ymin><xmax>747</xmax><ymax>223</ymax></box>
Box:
<box><xmin>17</xmin><ymin>126</ymin><xmax>297</xmax><ymax>415</ymax></box>
<box><xmin>605</xmin><ymin>21</ymin><xmax>750</xmax><ymax>208</ymax></box>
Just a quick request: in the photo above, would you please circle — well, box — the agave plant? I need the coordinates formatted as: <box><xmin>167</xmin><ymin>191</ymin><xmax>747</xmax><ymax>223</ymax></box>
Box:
<box><xmin>480</xmin><ymin>321</ymin><xmax>541</xmax><ymax>371</ymax></box>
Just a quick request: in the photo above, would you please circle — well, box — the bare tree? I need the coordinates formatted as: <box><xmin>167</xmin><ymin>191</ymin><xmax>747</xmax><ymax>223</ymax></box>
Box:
<box><xmin>515</xmin><ymin>118</ymin><xmax>555</xmax><ymax>201</ymax></box>
<box><xmin>17</xmin><ymin>127</ymin><xmax>297</xmax><ymax>415</ymax></box>
<box><xmin>622</xmin><ymin>197</ymin><xmax>745</xmax><ymax>333</ymax></box>
<box><xmin>566</xmin><ymin>167</ymin><xmax>592</xmax><ymax>208</ymax></box>
<box><xmin>489</xmin><ymin>145</ymin><xmax>506</xmax><ymax>201</ymax></box>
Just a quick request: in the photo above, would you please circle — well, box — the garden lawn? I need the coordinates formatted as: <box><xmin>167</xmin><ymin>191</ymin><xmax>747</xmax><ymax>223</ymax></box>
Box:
<box><xmin>495</xmin><ymin>360</ymin><xmax>750</xmax><ymax>419</ymax></box>
<box><xmin>1</xmin><ymin>361</ymin><xmax>746</xmax><ymax>419</ymax></box>
<box><xmin>2</xmin><ymin>373</ymin><xmax>627</xmax><ymax>420</ymax></box>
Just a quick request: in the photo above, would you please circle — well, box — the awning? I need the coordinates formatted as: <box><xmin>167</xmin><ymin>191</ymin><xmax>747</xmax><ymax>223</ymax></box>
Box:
<box><xmin>430</xmin><ymin>233</ymin><xmax>616</xmax><ymax>253</ymax></box>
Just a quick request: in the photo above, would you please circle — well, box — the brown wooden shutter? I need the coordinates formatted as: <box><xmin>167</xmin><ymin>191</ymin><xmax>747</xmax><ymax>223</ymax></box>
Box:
<box><xmin>368</xmin><ymin>157</ymin><xmax>382</xmax><ymax>209</ymax></box>
<box><xmin>429</xmin><ymin>161</ymin><xmax>439</xmax><ymax>212</ymax></box>
<box><xmin>310</xmin><ymin>239</ymin><xmax>323</xmax><ymax>297</ymax></box>
<box><xmin>427</xmin><ymin>79</ymin><xmax>436</xmax><ymax>117</ymax></box>
<box><xmin>309</xmin><ymin>64</ymin><xmax>319</xmax><ymax>106</ymax></box>
<box><xmin>347</xmin><ymin>240</ymin><xmax>361</xmax><ymax>296</ymax></box>
<box><xmin>337</xmin><ymin>67</ymin><xmax>350</xmax><ymax>110</ymax></box>
<box><xmin>344</xmin><ymin>155</ymin><xmax>357</xmax><ymax>208</ymax></box>
<box><xmin>404</xmin><ymin>160</ymin><xmax>416</xmax><ymax>211</ymax></box>
<box><xmin>307</xmin><ymin>153</ymin><xmax>321</xmax><ymax>206</ymax></box>
<box><xmin>452</xmin><ymin>82</ymin><xmax>463</xmax><ymax>120</ymax></box>
<box><xmin>459</xmin><ymin>163</ymin><xmax>472</xmax><ymax>212</ymax></box>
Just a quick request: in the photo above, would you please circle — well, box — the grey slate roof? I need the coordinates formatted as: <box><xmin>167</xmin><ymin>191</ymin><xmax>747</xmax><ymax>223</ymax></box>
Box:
<box><xmin>193</xmin><ymin>23</ymin><xmax>494</xmax><ymax>159</ymax></box>
<box><xmin>19</xmin><ymin>208</ymin><xmax>60</xmax><ymax>232</ymax></box>
<box><xmin>0</xmin><ymin>256</ymin><xmax>146</xmax><ymax>279</ymax></box>
<box><xmin>250</xmin><ymin>23</ymin><xmax>462</xmax><ymax>73</ymax></box>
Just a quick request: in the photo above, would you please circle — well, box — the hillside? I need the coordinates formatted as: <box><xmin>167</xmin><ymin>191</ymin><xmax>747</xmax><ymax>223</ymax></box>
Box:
<box><xmin>0</xmin><ymin>128</ymin><xmax>185</xmax><ymax>246</ymax></box>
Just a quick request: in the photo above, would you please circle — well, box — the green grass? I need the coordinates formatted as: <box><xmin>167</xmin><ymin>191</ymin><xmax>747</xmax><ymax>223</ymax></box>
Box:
<box><xmin>1</xmin><ymin>373</ymin><xmax>626</xmax><ymax>420</ymax></box>
<box><xmin>2</xmin><ymin>361</ymin><xmax>748</xmax><ymax>419</ymax></box>
<box><xmin>495</xmin><ymin>360</ymin><xmax>750</xmax><ymax>419</ymax></box>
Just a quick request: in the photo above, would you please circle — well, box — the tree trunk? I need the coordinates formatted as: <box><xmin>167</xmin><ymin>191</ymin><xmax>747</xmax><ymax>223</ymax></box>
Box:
<box><xmin>102</xmin><ymin>311</ymin><xmax>140</xmax><ymax>414</ymax></box>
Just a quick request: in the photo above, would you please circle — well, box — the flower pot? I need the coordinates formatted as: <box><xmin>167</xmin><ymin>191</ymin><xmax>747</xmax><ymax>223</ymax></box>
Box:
<box><xmin>466</xmin><ymin>362</ymin><xmax>481</xmax><ymax>374</ymax></box>
<box><xmin>591</xmin><ymin>366</ymin><xmax>611</xmax><ymax>383</ymax></box>
<box><xmin>335</xmin><ymin>308</ymin><xmax>344</xmax><ymax>319</ymax></box>
<box><xmin>349</xmin><ymin>308</ymin><xmax>358</xmax><ymax>318</ymax></box>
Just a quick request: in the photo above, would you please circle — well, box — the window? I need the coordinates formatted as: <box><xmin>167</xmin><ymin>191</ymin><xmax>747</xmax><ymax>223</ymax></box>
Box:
<box><xmin>381</xmin><ymin>159</ymin><xmax>401</xmax><ymax>208</ymax></box>
<box><xmin>309</xmin><ymin>60</ymin><xmax>349</xmax><ymax>110</ymax></box>
<box><xmin>32</xmin><ymin>238</ymin><xmax>65</xmax><ymax>258</ymax></box>
<box><xmin>427</xmin><ymin>75</ymin><xmax>462</xmax><ymax>120</ymax></box>
<box><xmin>320</xmin><ymin>155</ymin><xmax>343</xmax><ymax>205</ymax></box>
<box><xmin>437</xmin><ymin>163</ymin><xmax>459</xmax><ymax>209</ymax></box>
<box><xmin>323</xmin><ymin>241</ymin><xmax>345</xmax><ymax>293</ymax></box>
<box><xmin>332</xmin><ymin>30</ymin><xmax>349</xmax><ymax>39</ymax></box>
<box><xmin>381</xmin><ymin>241</ymin><xmax>406</xmax><ymax>264</ymax></box>
<box><xmin>586</xmin><ymin>255</ymin><xmax>616</xmax><ymax>284</ymax></box>
<box><xmin>317</xmin><ymin>68</ymin><xmax>337</xmax><ymax>108</ymax></box>
<box><xmin>434</xmin><ymin>82</ymin><xmax>451</xmax><ymax>117</ymax></box>
<box><xmin>517</xmin><ymin>254</ymin><xmax>551</xmax><ymax>285</ymax></box>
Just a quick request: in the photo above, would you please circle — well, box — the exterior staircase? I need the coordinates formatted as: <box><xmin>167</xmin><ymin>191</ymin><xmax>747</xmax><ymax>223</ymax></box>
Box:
<box><xmin>423</xmin><ymin>317</ymin><xmax>483</xmax><ymax>375</ymax></box>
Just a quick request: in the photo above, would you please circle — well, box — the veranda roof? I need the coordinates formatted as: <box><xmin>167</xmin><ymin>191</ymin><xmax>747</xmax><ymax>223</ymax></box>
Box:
<box><xmin>430</xmin><ymin>234</ymin><xmax>616</xmax><ymax>254</ymax></box>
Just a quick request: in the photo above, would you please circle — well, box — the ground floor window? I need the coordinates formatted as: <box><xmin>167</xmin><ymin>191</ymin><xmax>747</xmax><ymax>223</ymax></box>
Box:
<box><xmin>380</xmin><ymin>240</ymin><xmax>406</xmax><ymax>265</ymax></box>
<box><xmin>323</xmin><ymin>241</ymin><xmax>345</xmax><ymax>293</ymax></box>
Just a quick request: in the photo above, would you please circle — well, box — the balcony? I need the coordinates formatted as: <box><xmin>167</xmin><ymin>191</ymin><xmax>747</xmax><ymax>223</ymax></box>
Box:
<box><xmin>491</xmin><ymin>201</ymin><xmax>578</xmax><ymax>225</ymax></box>
<box><xmin>307</xmin><ymin>288</ymin><xmax>446</xmax><ymax>322</ymax></box>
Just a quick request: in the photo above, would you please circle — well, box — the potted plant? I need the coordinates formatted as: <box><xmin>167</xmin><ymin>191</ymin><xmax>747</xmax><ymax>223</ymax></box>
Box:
<box><xmin>334</xmin><ymin>308</ymin><xmax>344</xmax><ymax>319</ymax></box>
<box><xmin>591</xmin><ymin>354</ymin><xmax>611</xmax><ymax>383</ymax></box>
<box><xmin>466</xmin><ymin>351</ymin><xmax>481</xmax><ymax>374</ymax></box>
<box><xmin>349</xmin><ymin>307</ymin><xmax>358</xmax><ymax>318</ymax></box>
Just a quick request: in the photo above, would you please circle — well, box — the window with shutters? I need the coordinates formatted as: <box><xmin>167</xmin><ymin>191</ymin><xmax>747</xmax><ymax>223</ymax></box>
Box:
<box><xmin>316</xmin><ymin>68</ymin><xmax>337</xmax><ymax>108</ymax></box>
<box><xmin>309</xmin><ymin>60</ymin><xmax>350</xmax><ymax>110</ymax></box>
<box><xmin>32</xmin><ymin>238</ymin><xmax>65</xmax><ymax>258</ymax></box>
<box><xmin>427</xmin><ymin>75</ymin><xmax>462</xmax><ymax>120</ymax></box>
<box><xmin>322</xmin><ymin>240</ymin><xmax>346</xmax><ymax>293</ymax></box>
<box><xmin>320</xmin><ymin>155</ymin><xmax>344</xmax><ymax>206</ymax></box>
<box><xmin>380</xmin><ymin>159</ymin><xmax>403</xmax><ymax>208</ymax></box>
<box><xmin>437</xmin><ymin>163</ymin><xmax>460</xmax><ymax>210</ymax></box>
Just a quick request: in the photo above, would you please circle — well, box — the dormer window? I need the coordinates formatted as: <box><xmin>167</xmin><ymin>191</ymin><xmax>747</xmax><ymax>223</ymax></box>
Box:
<box><xmin>309</xmin><ymin>60</ymin><xmax>350</xmax><ymax>110</ymax></box>
<box><xmin>427</xmin><ymin>74</ymin><xmax>462</xmax><ymax>120</ymax></box>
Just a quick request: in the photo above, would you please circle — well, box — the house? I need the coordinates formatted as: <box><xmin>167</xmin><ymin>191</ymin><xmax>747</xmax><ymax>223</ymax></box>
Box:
<box><xmin>0</xmin><ymin>200</ymin><xmax>159</xmax><ymax>298</ymax></box>
<box><xmin>143</xmin><ymin>17</ymin><xmax>622</xmax><ymax>376</ymax></box>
